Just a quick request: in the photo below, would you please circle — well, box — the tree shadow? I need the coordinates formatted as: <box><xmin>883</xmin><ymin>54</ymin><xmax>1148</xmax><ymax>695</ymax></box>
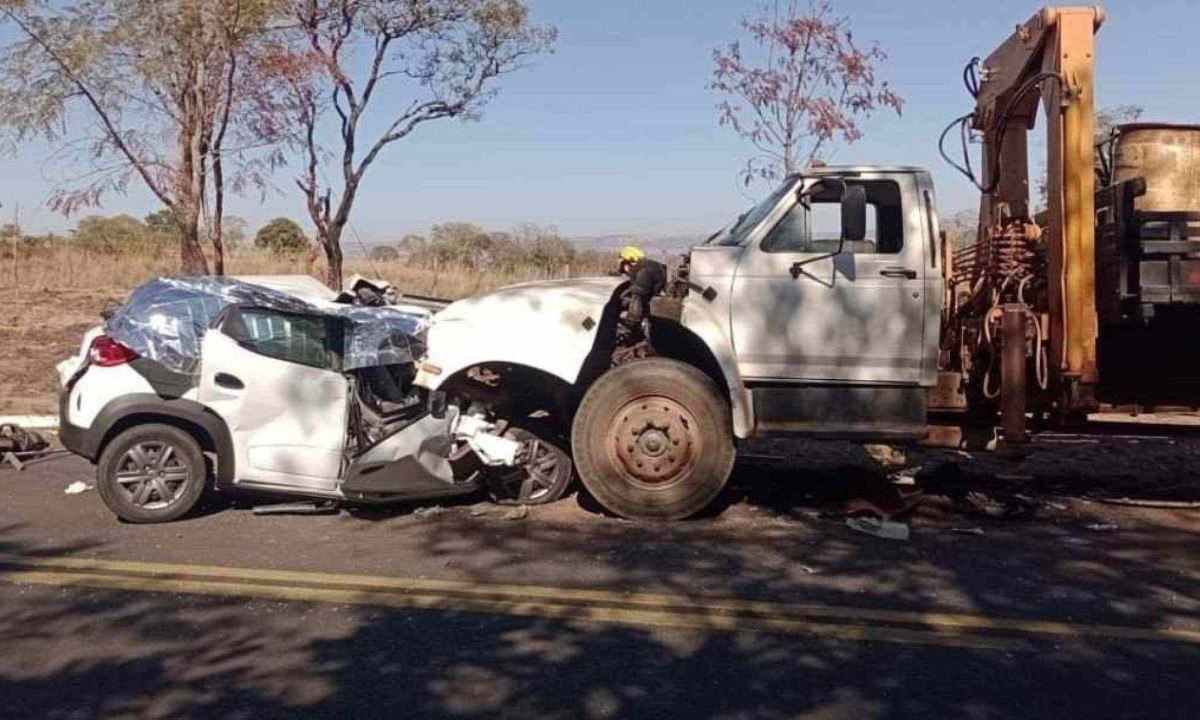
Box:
<box><xmin>4</xmin><ymin>440</ymin><xmax>1200</xmax><ymax>719</ymax></box>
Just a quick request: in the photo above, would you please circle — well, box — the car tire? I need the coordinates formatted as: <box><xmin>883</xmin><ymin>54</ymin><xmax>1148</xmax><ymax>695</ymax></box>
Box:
<box><xmin>571</xmin><ymin>358</ymin><xmax>736</xmax><ymax>521</ymax></box>
<box><xmin>487</xmin><ymin>425</ymin><xmax>574</xmax><ymax>505</ymax></box>
<box><xmin>96</xmin><ymin>423</ymin><xmax>208</xmax><ymax>524</ymax></box>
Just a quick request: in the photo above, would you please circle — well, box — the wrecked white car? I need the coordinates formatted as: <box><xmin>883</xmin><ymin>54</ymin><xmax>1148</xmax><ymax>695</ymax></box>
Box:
<box><xmin>57</xmin><ymin>276</ymin><xmax>571</xmax><ymax>523</ymax></box>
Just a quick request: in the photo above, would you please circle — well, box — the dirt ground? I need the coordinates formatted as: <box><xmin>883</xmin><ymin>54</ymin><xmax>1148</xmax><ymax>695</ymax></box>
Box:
<box><xmin>0</xmin><ymin>289</ymin><xmax>119</xmax><ymax>415</ymax></box>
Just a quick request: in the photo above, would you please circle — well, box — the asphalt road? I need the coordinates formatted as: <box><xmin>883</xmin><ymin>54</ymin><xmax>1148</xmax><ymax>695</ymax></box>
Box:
<box><xmin>2</xmin><ymin>449</ymin><xmax>1200</xmax><ymax>719</ymax></box>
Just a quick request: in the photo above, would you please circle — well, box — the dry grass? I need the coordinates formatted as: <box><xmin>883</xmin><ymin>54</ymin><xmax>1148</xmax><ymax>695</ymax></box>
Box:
<box><xmin>0</xmin><ymin>244</ymin><xmax>612</xmax><ymax>414</ymax></box>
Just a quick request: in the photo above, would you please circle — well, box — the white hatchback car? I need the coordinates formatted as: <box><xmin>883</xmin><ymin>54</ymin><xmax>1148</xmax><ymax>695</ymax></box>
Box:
<box><xmin>58</xmin><ymin>276</ymin><xmax>572</xmax><ymax>523</ymax></box>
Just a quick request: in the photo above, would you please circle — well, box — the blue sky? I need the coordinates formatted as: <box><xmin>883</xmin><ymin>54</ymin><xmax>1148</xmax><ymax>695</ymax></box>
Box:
<box><xmin>3</xmin><ymin>0</ymin><xmax>1199</xmax><ymax>241</ymax></box>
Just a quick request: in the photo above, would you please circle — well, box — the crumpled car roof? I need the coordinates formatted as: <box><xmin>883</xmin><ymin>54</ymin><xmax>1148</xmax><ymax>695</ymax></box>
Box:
<box><xmin>107</xmin><ymin>276</ymin><xmax>429</xmax><ymax>375</ymax></box>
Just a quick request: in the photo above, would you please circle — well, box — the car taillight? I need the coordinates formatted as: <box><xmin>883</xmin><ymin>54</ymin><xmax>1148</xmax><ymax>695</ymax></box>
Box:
<box><xmin>89</xmin><ymin>335</ymin><xmax>139</xmax><ymax>367</ymax></box>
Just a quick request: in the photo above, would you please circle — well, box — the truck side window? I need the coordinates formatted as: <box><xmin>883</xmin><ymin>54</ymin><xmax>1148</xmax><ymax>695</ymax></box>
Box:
<box><xmin>221</xmin><ymin>308</ymin><xmax>334</xmax><ymax>369</ymax></box>
<box><xmin>761</xmin><ymin>179</ymin><xmax>903</xmax><ymax>255</ymax></box>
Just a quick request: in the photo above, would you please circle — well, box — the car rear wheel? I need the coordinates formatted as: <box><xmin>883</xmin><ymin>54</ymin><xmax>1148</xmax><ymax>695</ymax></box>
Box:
<box><xmin>571</xmin><ymin>358</ymin><xmax>736</xmax><ymax>521</ymax></box>
<box><xmin>96</xmin><ymin>424</ymin><xmax>208</xmax><ymax>524</ymax></box>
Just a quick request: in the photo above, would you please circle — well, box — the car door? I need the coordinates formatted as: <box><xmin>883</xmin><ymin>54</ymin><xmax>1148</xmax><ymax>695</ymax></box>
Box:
<box><xmin>730</xmin><ymin>174</ymin><xmax>927</xmax><ymax>384</ymax></box>
<box><xmin>198</xmin><ymin>306</ymin><xmax>348</xmax><ymax>493</ymax></box>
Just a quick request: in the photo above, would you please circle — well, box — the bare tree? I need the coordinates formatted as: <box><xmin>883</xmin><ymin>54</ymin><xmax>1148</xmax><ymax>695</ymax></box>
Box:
<box><xmin>711</xmin><ymin>0</ymin><xmax>902</xmax><ymax>185</ymax></box>
<box><xmin>0</xmin><ymin>0</ymin><xmax>284</xmax><ymax>274</ymax></box>
<box><xmin>275</xmin><ymin>0</ymin><xmax>555</xmax><ymax>287</ymax></box>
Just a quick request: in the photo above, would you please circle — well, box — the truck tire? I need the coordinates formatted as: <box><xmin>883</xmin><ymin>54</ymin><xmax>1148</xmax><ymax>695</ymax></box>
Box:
<box><xmin>571</xmin><ymin>358</ymin><xmax>736</xmax><ymax>521</ymax></box>
<box><xmin>96</xmin><ymin>423</ymin><xmax>208</xmax><ymax>524</ymax></box>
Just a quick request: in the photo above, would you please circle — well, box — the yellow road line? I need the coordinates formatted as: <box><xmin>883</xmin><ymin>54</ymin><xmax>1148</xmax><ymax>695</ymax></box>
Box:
<box><xmin>1</xmin><ymin>554</ymin><xmax>1196</xmax><ymax>649</ymax></box>
<box><xmin>0</xmin><ymin>565</ymin><xmax>1021</xmax><ymax>651</ymax></box>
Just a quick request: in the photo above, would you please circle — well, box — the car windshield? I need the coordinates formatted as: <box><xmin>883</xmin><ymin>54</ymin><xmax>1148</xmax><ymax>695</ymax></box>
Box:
<box><xmin>707</xmin><ymin>179</ymin><xmax>797</xmax><ymax>247</ymax></box>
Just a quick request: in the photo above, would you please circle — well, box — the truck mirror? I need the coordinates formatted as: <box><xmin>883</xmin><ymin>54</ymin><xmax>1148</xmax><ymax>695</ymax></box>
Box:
<box><xmin>841</xmin><ymin>184</ymin><xmax>867</xmax><ymax>243</ymax></box>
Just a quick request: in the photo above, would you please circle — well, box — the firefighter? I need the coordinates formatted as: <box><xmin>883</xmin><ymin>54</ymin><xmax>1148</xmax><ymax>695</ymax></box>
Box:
<box><xmin>617</xmin><ymin>245</ymin><xmax>667</xmax><ymax>325</ymax></box>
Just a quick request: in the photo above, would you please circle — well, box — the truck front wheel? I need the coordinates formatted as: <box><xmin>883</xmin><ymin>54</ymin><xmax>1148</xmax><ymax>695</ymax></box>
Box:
<box><xmin>571</xmin><ymin>358</ymin><xmax>735</xmax><ymax>521</ymax></box>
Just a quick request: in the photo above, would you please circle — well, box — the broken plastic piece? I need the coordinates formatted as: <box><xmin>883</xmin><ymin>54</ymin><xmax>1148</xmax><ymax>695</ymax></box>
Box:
<box><xmin>846</xmin><ymin>516</ymin><xmax>911</xmax><ymax>541</ymax></box>
<box><xmin>452</xmin><ymin>414</ymin><xmax>522</xmax><ymax>466</ymax></box>
<box><xmin>64</xmin><ymin>481</ymin><xmax>93</xmax><ymax>495</ymax></box>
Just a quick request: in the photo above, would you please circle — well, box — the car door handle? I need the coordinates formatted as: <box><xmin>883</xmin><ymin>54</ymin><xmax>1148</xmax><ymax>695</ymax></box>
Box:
<box><xmin>214</xmin><ymin>372</ymin><xmax>245</xmax><ymax>390</ymax></box>
<box><xmin>880</xmin><ymin>267</ymin><xmax>917</xmax><ymax>279</ymax></box>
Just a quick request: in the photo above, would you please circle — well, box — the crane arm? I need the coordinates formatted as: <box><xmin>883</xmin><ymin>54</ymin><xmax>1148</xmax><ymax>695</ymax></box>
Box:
<box><xmin>971</xmin><ymin>5</ymin><xmax>1105</xmax><ymax>406</ymax></box>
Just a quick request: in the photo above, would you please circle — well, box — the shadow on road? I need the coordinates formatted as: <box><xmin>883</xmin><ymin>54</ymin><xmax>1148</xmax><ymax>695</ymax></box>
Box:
<box><xmin>3</xmin><ymin>484</ymin><xmax>1200</xmax><ymax>720</ymax></box>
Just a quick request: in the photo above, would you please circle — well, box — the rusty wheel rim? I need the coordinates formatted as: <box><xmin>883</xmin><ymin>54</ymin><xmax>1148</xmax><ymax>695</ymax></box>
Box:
<box><xmin>609</xmin><ymin>395</ymin><xmax>700</xmax><ymax>490</ymax></box>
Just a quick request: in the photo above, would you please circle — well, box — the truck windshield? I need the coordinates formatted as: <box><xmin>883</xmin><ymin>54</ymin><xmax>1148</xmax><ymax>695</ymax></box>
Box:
<box><xmin>708</xmin><ymin>180</ymin><xmax>796</xmax><ymax>247</ymax></box>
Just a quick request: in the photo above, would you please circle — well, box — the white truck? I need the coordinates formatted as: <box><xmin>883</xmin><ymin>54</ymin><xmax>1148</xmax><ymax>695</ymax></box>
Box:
<box><xmin>415</xmin><ymin>166</ymin><xmax>944</xmax><ymax>520</ymax></box>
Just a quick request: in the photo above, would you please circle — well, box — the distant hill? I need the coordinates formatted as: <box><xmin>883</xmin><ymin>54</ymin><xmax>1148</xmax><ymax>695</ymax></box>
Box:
<box><xmin>567</xmin><ymin>234</ymin><xmax>703</xmax><ymax>257</ymax></box>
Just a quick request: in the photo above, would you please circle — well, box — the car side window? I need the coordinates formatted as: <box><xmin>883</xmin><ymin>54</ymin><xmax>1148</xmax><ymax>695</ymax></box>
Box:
<box><xmin>221</xmin><ymin>308</ymin><xmax>334</xmax><ymax>369</ymax></box>
<box><xmin>761</xmin><ymin>179</ymin><xmax>904</xmax><ymax>255</ymax></box>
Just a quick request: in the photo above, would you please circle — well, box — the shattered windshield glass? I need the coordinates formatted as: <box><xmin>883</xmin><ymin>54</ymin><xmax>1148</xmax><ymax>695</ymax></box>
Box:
<box><xmin>107</xmin><ymin>277</ymin><xmax>429</xmax><ymax>375</ymax></box>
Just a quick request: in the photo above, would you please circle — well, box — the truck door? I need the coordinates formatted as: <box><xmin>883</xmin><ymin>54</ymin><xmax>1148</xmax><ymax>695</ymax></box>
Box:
<box><xmin>730</xmin><ymin>175</ymin><xmax>927</xmax><ymax>384</ymax></box>
<box><xmin>198</xmin><ymin>307</ymin><xmax>348</xmax><ymax>492</ymax></box>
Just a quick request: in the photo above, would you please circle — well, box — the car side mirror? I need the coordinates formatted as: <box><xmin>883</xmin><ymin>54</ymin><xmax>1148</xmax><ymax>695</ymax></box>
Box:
<box><xmin>841</xmin><ymin>184</ymin><xmax>867</xmax><ymax>244</ymax></box>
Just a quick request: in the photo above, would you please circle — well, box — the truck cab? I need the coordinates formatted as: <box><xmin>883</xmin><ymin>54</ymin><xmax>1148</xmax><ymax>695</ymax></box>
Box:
<box><xmin>685</xmin><ymin>166</ymin><xmax>944</xmax><ymax>439</ymax></box>
<box><xmin>415</xmin><ymin>166</ymin><xmax>947</xmax><ymax>521</ymax></box>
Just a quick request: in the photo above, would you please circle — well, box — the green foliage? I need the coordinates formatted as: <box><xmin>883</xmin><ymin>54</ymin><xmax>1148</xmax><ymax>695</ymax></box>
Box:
<box><xmin>144</xmin><ymin>209</ymin><xmax>178</xmax><ymax>238</ymax></box>
<box><xmin>255</xmin><ymin>217</ymin><xmax>307</xmax><ymax>253</ymax></box>
<box><xmin>71</xmin><ymin>214</ymin><xmax>157</xmax><ymax>253</ymax></box>
<box><xmin>402</xmin><ymin>222</ymin><xmax>597</xmax><ymax>274</ymax></box>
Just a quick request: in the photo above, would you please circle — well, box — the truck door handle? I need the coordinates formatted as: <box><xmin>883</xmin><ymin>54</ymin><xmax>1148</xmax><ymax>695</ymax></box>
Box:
<box><xmin>214</xmin><ymin>372</ymin><xmax>245</xmax><ymax>390</ymax></box>
<box><xmin>880</xmin><ymin>267</ymin><xmax>917</xmax><ymax>279</ymax></box>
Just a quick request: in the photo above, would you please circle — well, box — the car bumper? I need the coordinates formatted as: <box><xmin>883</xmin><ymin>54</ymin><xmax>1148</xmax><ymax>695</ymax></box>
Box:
<box><xmin>58</xmin><ymin>390</ymin><xmax>98</xmax><ymax>461</ymax></box>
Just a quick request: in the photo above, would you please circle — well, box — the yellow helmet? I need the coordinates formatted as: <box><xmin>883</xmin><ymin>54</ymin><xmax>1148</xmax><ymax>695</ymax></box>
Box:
<box><xmin>619</xmin><ymin>245</ymin><xmax>645</xmax><ymax>263</ymax></box>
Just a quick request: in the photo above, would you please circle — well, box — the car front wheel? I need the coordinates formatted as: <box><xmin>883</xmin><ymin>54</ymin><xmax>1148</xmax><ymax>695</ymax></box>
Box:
<box><xmin>96</xmin><ymin>424</ymin><xmax>208</xmax><ymax>523</ymax></box>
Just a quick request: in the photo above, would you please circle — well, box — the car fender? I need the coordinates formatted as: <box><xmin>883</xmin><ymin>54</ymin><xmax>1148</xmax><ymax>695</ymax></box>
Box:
<box><xmin>679</xmin><ymin>297</ymin><xmax>756</xmax><ymax>438</ymax></box>
<box><xmin>416</xmin><ymin>277</ymin><xmax>625</xmax><ymax>390</ymax></box>
<box><xmin>63</xmin><ymin>393</ymin><xmax>236</xmax><ymax>485</ymax></box>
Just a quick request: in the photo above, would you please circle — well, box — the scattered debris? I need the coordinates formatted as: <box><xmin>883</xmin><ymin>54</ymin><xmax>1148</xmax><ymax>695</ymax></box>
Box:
<box><xmin>1085</xmin><ymin>523</ymin><xmax>1120</xmax><ymax>532</ymax></box>
<box><xmin>1</xmin><ymin>424</ymin><xmax>54</xmax><ymax>470</ymax></box>
<box><xmin>64</xmin><ymin>481</ymin><xmax>93</xmax><ymax>495</ymax></box>
<box><xmin>252</xmin><ymin>501</ymin><xmax>339</xmax><ymax>516</ymax></box>
<box><xmin>950</xmin><ymin>527</ymin><xmax>986</xmax><ymax>536</ymax></box>
<box><xmin>845</xmin><ymin>516</ymin><xmax>911</xmax><ymax>541</ymax></box>
<box><xmin>501</xmin><ymin>505</ymin><xmax>529</xmax><ymax>521</ymax></box>
<box><xmin>798</xmin><ymin>564</ymin><xmax>818</xmax><ymax>574</ymax></box>
<box><xmin>864</xmin><ymin>444</ymin><xmax>906</xmax><ymax>467</ymax></box>
<box><xmin>468</xmin><ymin>504</ymin><xmax>491</xmax><ymax>517</ymax></box>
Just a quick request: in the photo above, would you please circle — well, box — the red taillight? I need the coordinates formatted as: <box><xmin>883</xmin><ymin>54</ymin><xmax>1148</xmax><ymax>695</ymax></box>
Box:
<box><xmin>89</xmin><ymin>335</ymin><xmax>139</xmax><ymax>367</ymax></box>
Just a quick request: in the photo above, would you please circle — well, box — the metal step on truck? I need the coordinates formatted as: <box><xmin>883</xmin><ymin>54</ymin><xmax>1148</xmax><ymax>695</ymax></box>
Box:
<box><xmin>414</xmin><ymin>5</ymin><xmax>1200</xmax><ymax>521</ymax></box>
